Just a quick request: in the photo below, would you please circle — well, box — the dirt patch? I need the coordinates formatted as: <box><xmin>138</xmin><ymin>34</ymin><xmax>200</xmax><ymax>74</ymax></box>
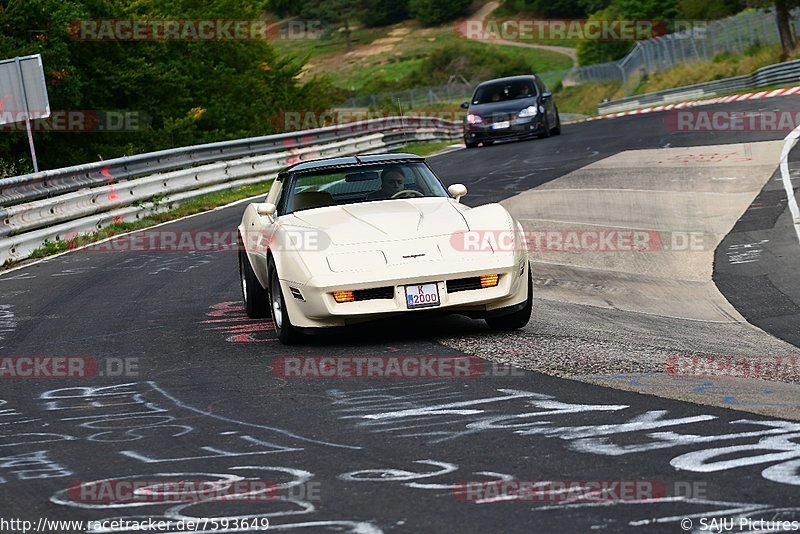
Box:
<box><xmin>345</xmin><ymin>35</ymin><xmax>404</xmax><ymax>57</ymax></box>
<box><xmin>347</xmin><ymin>43</ymin><xmax>396</xmax><ymax>57</ymax></box>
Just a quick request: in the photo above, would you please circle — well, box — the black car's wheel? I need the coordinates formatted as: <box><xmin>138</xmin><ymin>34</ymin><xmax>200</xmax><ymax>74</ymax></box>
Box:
<box><xmin>551</xmin><ymin>111</ymin><xmax>562</xmax><ymax>136</ymax></box>
<box><xmin>538</xmin><ymin>113</ymin><xmax>552</xmax><ymax>138</ymax></box>
<box><xmin>267</xmin><ymin>258</ymin><xmax>300</xmax><ymax>345</ymax></box>
<box><xmin>486</xmin><ymin>268</ymin><xmax>533</xmax><ymax>331</ymax></box>
<box><xmin>239</xmin><ymin>249</ymin><xmax>270</xmax><ymax>318</ymax></box>
<box><xmin>465</xmin><ymin>138</ymin><xmax>479</xmax><ymax>149</ymax></box>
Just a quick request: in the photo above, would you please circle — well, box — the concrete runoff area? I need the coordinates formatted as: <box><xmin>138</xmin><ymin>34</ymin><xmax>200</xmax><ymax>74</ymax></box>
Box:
<box><xmin>502</xmin><ymin>141</ymin><xmax>781</xmax><ymax>320</ymax></box>
<box><xmin>439</xmin><ymin>141</ymin><xmax>800</xmax><ymax>420</ymax></box>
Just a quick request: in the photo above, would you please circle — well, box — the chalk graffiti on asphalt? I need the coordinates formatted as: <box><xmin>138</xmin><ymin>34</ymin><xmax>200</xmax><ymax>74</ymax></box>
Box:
<box><xmin>329</xmin><ymin>384</ymin><xmax>800</xmax><ymax>487</ymax></box>
<box><xmin>0</xmin><ymin>399</ymin><xmax>75</xmax><ymax>484</ymax></box>
<box><xmin>201</xmin><ymin>302</ymin><xmax>276</xmax><ymax>343</ymax></box>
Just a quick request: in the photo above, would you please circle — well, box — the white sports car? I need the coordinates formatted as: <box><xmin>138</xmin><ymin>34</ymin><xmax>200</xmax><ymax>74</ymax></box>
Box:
<box><xmin>237</xmin><ymin>153</ymin><xmax>532</xmax><ymax>344</ymax></box>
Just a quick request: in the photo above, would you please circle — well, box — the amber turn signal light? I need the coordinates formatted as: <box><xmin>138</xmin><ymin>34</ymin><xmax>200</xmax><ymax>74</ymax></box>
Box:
<box><xmin>480</xmin><ymin>274</ymin><xmax>499</xmax><ymax>288</ymax></box>
<box><xmin>332</xmin><ymin>290</ymin><xmax>355</xmax><ymax>303</ymax></box>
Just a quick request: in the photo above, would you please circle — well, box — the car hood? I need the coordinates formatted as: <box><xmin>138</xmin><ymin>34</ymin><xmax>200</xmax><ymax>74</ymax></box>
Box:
<box><xmin>468</xmin><ymin>97</ymin><xmax>537</xmax><ymax>117</ymax></box>
<box><xmin>289</xmin><ymin>199</ymin><xmax>469</xmax><ymax>245</ymax></box>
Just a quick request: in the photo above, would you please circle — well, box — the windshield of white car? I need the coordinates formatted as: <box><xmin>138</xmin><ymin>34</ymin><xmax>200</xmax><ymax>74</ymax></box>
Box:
<box><xmin>472</xmin><ymin>80</ymin><xmax>537</xmax><ymax>105</ymax></box>
<box><xmin>282</xmin><ymin>162</ymin><xmax>450</xmax><ymax>214</ymax></box>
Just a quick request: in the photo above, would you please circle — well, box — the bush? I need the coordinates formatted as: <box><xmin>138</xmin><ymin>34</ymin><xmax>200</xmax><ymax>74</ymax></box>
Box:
<box><xmin>677</xmin><ymin>0</ymin><xmax>742</xmax><ymax>19</ymax></box>
<box><xmin>408</xmin><ymin>42</ymin><xmax>533</xmax><ymax>85</ymax></box>
<box><xmin>501</xmin><ymin>0</ymin><xmax>595</xmax><ymax>17</ymax></box>
<box><xmin>575</xmin><ymin>6</ymin><xmax>635</xmax><ymax>65</ymax></box>
<box><xmin>408</xmin><ymin>0</ymin><xmax>471</xmax><ymax>26</ymax></box>
<box><xmin>360</xmin><ymin>0</ymin><xmax>410</xmax><ymax>26</ymax></box>
<box><xmin>576</xmin><ymin>0</ymin><xmax>679</xmax><ymax>66</ymax></box>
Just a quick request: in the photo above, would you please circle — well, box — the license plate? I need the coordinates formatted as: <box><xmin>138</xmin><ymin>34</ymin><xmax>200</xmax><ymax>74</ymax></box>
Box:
<box><xmin>492</xmin><ymin>121</ymin><xmax>510</xmax><ymax>129</ymax></box>
<box><xmin>405</xmin><ymin>283</ymin><xmax>440</xmax><ymax>309</ymax></box>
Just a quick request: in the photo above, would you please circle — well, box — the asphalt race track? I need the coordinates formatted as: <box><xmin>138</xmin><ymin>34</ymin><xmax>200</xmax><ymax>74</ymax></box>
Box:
<box><xmin>1</xmin><ymin>97</ymin><xmax>800</xmax><ymax>533</ymax></box>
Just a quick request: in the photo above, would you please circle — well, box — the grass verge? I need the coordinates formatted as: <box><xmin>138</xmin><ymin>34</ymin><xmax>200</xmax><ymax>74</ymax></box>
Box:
<box><xmin>555</xmin><ymin>45</ymin><xmax>796</xmax><ymax>115</ymax></box>
<box><xmin>556</xmin><ymin>82</ymin><xmax>624</xmax><ymax>115</ymax></box>
<box><xmin>397</xmin><ymin>140</ymin><xmax>459</xmax><ymax>156</ymax></box>
<box><xmin>635</xmin><ymin>45</ymin><xmax>784</xmax><ymax>95</ymax></box>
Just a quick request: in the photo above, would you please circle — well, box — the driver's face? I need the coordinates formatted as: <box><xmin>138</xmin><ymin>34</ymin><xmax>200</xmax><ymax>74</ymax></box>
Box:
<box><xmin>382</xmin><ymin>172</ymin><xmax>404</xmax><ymax>194</ymax></box>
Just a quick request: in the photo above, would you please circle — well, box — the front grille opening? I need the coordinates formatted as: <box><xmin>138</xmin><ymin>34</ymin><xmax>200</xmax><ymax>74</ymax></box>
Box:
<box><xmin>353</xmin><ymin>286</ymin><xmax>394</xmax><ymax>301</ymax></box>
<box><xmin>446</xmin><ymin>277</ymin><xmax>483</xmax><ymax>293</ymax></box>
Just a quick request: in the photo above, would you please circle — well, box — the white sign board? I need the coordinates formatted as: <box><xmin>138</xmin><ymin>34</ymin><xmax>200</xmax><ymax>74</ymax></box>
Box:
<box><xmin>0</xmin><ymin>54</ymin><xmax>50</xmax><ymax>124</ymax></box>
<box><xmin>0</xmin><ymin>54</ymin><xmax>50</xmax><ymax>125</ymax></box>
<box><xmin>0</xmin><ymin>54</ymin><xmax>50</xmax><ymax>171</ymax></box>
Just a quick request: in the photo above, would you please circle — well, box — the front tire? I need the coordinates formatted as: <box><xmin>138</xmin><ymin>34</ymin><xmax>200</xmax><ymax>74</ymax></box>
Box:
<box><xmin>486</xmin><ymin>268</ymin><xmax>533</xmax><ymax>331</ymax></box>
<box><xmin>267</xmin><ymin>259</ymin><xmax>300</xmax><ymax>345</ymax></box>
<box><xmin>465</xmin><ymin>138</ymin><xmax>479</xmax><ymax>149</ymax></box>
<box><xmin>551</xmin><ymin>111</ymin><xmax>561</xmax><ymax>136</ymax></box>
<box><xmin>239</xmin><ymin>249</ymin><xmax>269</xmax><ymax>318</ymax></box>
<box><xmin>538</xmin><ymin>113</ymin><xmax>552</xmax><ymax>138</ymax></box>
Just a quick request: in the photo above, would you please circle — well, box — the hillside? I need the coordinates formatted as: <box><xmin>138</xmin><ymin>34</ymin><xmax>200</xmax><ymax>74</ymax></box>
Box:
<box><xmin>272</xmin><ymin>16</ymin><xmax>574</xmax><ymax>97</ymax></box>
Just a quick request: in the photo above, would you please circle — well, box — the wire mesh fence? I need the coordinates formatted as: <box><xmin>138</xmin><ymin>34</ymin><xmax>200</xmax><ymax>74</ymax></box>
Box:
<box><xmin>566</xmin><ymin>9</ymin><xmax>800</xmax><ymax>95</ymax></box>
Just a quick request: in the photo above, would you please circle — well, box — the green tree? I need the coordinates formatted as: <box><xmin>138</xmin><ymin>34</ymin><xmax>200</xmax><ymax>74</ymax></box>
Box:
<box><xmin>0</xmin><ymin>0</ymin><xmax>337</xmax><ymax>172</ymax></box>
<box><xmin>575</xmin><ymin>6</ymin><xmax>632</xmax><ymax>64</ymax></box>
<box><xmin>408</xmin><ymin>0</ymin><xmax>471</xmax><ymax>26</ymax></box>
<box><xmin>773</xmin><ymin>0</ymin><xmax>796</xmax><ymax>55</ymax></box>
<box><xmin>677</xmin><ymin>0</ymin><xmax>742</xmax><ymax>19</ymax></box>
<box><xmin>501</xmin><ymin>0</ymin><xmax>592</xmax><ymax>17</ymax></box>
<box><xmin>732</xmin><ymin>0</ymin><xmax>795</xmax><ymax>57</ymax></box>
<box><xmin>501</xmin><ymin>0</ymin><xmax>613</xmax><ymax>17</ymax></box>
<box><xmin>296</xmin><ymin>0</ymin><xmax>367</xmax><ymax>51</ymax></box>
<box><xmin>359</xmin><ymin>0</ymin><xmax>410</xmax><ymax>26</ymax></box>
<box><xmin>269</xmin><ymin>0</ymin><xmax>308</xmax><ymax>17</ymax></box>
<box><xmin>576</xmin><ymin>0</ymin><xmax>678</xmax><ymax>65</ymax></box>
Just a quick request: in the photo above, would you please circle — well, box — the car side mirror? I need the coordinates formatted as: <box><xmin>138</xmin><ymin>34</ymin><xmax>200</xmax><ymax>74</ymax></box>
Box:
<box><xmin>256</xmin><ymin>202</ymin><xmax>276</xmax><ymax>220</ymax></box>
<box><xmin>460</xmin><ymin>101</ymin><xmax>470</xmax><ymax>109</ymax></box>
<box><xmin>541</xmin><ymin>91</ymin><xmax>552</xmax><ymax>99</ymax></box>
<box><xmin>448</xmin><ymin>184</ymin><xmax>467</xmax><ymax>202</ymax></box>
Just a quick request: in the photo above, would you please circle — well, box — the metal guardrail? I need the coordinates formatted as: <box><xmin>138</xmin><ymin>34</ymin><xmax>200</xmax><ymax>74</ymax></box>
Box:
<box><xmin>596</xmin><ymin>59</ymin><xmax>800</xmax><ymax>114</ymax></box>
<box><xmin>0</xmin><ymin>116</ymin><xmax>459</xmax><ymax>207</ymax></box>
<box><xmin>0</xmin><ymin>119</ymin><xmax>461</xmax><ymax>265</ymax></box>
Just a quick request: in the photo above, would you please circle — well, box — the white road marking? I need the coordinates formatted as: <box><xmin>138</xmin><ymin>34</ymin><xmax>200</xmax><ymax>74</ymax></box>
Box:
<box><xmin>779</xmin><ymin>125</ymin><xmax>800</xmax><ymax>244</ymax></box>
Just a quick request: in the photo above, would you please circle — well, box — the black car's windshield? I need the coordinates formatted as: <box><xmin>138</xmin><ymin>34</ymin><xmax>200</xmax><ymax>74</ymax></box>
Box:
<box><xmin>283</xmin><ymin>162</ymin><xmax>449</xmax><ymax>214</ymax></box>
<box><xmin>472</xmin><ymin>79</ymin><xmax>537</xmax><ymax>105</ymax></box>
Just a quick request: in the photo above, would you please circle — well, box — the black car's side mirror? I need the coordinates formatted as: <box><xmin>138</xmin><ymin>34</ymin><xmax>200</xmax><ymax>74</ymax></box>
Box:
<box><xmin>541</xmin><ymin>91</ymin><xmax>552</xmax><ymax>99</ymax></box>
<box><xmin>460</xmin><ymin>101</ymin><xmax>470</xmax><ymax>109</ymax></box>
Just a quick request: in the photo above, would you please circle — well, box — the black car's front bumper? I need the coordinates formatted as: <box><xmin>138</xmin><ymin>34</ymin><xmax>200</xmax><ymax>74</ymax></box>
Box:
<box><xmin>464</xmin><ymin>115</ymin><xmax>546</xmax><ymax>143</ymax></box>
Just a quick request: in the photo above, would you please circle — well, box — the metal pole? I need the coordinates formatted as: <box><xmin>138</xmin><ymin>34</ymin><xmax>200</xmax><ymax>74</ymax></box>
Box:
<box><xmin>14</xmin><ymin>57</ymin><xmax>39</xmax><ymax>173</ymax></box>
<box><xmin>618</xmin><ymin>63</ymin><xmax>629</xmax><ymax>95</ymax></box>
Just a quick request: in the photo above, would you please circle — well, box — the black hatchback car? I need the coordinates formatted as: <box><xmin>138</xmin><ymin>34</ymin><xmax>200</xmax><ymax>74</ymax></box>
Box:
<box><xmin>461</xmin><ymin>75</ymin><xmax>561</xmax><ymax>148</ymax></box>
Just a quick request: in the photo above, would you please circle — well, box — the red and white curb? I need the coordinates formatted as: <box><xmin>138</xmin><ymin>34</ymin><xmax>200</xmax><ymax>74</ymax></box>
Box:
<box><xmin>582</xmin><ymin>85</ymin><xmax>800</xmax><ymax>122</ymax></box>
